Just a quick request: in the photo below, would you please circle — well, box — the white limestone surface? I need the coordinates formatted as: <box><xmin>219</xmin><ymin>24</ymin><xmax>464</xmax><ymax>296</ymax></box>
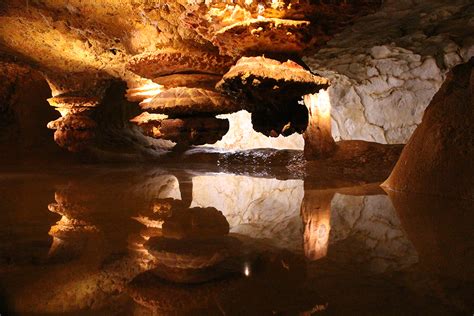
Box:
<box><xmin>305</xmin><ymin>0</ymin><xmax>474</xmax><ymax>143</ymax></box>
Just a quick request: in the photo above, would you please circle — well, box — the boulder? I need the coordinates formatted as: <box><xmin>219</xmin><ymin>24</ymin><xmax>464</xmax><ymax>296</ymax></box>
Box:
<box><xmin>383</xmin><ymin>58</ymin><xmax>474</xmax><ymax>200</ymax></box>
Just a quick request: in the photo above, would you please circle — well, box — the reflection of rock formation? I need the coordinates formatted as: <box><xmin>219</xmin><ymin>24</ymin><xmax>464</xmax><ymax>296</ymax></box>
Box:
<box><xmin>301</xmin><ymin>190</ymin><xmax>333</xmax><ymax>261</ymax></box>
<box><xmin>9</xmin><ymin>171</ymin><xmax>182</xmax><ymax>314</ymax></box>
<box><xmin>47</xmin><ymin>189</ymin><xmax>101</xmax><ymax>261</ymax></box>
<box><xmin>128</xmin><ymin>250</ymin><xmax>321</xmax><ymax>315</ymax></box>
<box><xmin>388</xmin><ymin>191</ymin><xmax>474</xmax><ymax>313</ymax></box>
<box><xmin>191</xmin><ymin>174</ymin><xmax>305</xmax><ymax>252</ymax></box>
<box><xmin>328</xmin><ymin>193</ymin><xmax>418</xmax><ymax>273</ymax></box>
<box><xmin>138</xmin><ymin>198</ymin><xmax>241</xmax><ymax>284</ymax></box>
<box><xmin>389</xmin><ymin>192</ymin><xmax>474</xmax><ymax>281</ymax></box>
<box><xmin>300</xmin><ymin>185</ymin><xmax>418</xmax><ymax>272</ymax></box>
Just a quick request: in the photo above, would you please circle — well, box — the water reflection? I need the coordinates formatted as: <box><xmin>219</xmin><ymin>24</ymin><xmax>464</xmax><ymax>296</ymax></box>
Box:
<box><xmin>302</xmin><ymin>190</ymin><xmax>333</xmax><ymax>261</ymax></box>
<box><xmin>0</xmin><ymin>167</ymin><xmax>472</xmax><ymax>314</ymax></box>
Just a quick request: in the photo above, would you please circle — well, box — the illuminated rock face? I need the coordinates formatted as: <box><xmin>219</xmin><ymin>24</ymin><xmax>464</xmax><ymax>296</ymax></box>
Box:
<box><xmin>305</xmin><ymin>0</ymin><xmax>474</xmax><ymax>144</ymax></box>
<box><xmin>0</xmin><ymin>0</ymin><xmax>380</xmax><ymax>154</ymax></box>
<box><xmin>2</xmin><ymin>0</ymin><xmax>472</xmax><ymax>155</ymax></box>
<box><xmin>383</xmin><ymin>58</ymin><xmax>474</xmax><ymax>200</ymax></box>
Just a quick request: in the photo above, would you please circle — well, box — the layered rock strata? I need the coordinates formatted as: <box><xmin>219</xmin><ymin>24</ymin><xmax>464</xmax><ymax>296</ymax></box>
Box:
<box><xmin>128</xmin><ymin>49</ymin><xmax>242</xmax><ymax>149</ymax></box>
<box><xmin>46</xmin><ymin>96</ymin><xmax>101</xmax><ymax>152</ymax></box>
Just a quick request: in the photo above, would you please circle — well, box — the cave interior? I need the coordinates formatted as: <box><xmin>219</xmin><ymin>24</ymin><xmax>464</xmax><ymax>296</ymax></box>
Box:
<box><xmin>0</xmin><ymin>0</ymin><xmax>473</xmax><ymax>315</ymax></box>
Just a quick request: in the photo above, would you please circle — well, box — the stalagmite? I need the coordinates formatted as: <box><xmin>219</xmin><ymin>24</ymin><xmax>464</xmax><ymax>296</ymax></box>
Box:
<box><xmin>303</xmin><ymin>92</ymin><xmax>336</xmax><ymax>159</ymax></box>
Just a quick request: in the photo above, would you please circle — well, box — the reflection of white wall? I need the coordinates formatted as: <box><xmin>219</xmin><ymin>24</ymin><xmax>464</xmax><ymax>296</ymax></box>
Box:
<box><xmin>131</xmin><ymin>174</ymin><xmax>181</xmax><ymax>200</ymax></box>
<box><xmin>203</xmin><ymin>110</ymin><xmax>304</xmax><ymax>151</ymax></box>
<box><xmin>191</xmin><ymin>174</ymin><xmax>304</xmax><ymax>252</ymax></box>
<box><xmin>329</xmin><ymin>194</ymin><xmax>418</xmax><ymax>273</ymax></box>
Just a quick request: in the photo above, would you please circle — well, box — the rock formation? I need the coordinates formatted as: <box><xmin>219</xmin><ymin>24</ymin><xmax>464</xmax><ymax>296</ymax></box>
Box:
<box><xmin>0</xmin><ymin>0</ymin><xmax>381</xmax><ymax>155</ymax></box>
<box><xmin>304</xmin><ymin>0</ymin><xmax>474</xmax><ymax>144</ymax></box>
<box><xmin>217</xmin><ymin>56</ymin><xmax>328</xmax><ymax>138</ymax></box>
<box><xmin>383</xmin><ymin>58</ymin><xmax>474</xmax><ymax>200</ymax></box>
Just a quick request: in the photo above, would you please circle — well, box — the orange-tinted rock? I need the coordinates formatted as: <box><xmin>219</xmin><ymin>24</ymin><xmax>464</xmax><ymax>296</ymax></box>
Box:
<box><xmin>383</xmin><ymin>58</ymin><xmax>474</xmax><ymax>200</ymax></box>
<box><xmin>162</xmin><ymin>206</ymin><xmax>229</xmax><ymax>240</ymax></box>
<box><xmin>131</xmin><ymin>112</ymin><xmax>229</xmax><ymax>146</ymax></box>
<box><xmin>127</xmin><ymin>49</ymin><xmax>235</xmax><ymax>79</ymax></box>
<box><xmin>212</xmin><ymin>18</ymin><xmax>311</xmax><ymax>56</ymax></box>
<box><xmin>47</xmin><ymin>113</ymin><xmax>97</xmax><ymax>152</ymax></box>
<box><xmin>183</xmin><ymin>1</ymin><xmax>381</xmax><ymax>57</ymax></box>
<box><xmin>46</xmin><ymin>94</ymin><xmax>101</xmax><ymax>152</ymax></box>
<box><xmin>153</xmin><ymin>73</ymin><xmax>222</xmax><ymax>90</ymax></box>
<box><xmin>217</xmin><ymin>56</ymin><xmax>329</xmax><ymax>108</ymax></box>
<box><xmin>141</xmin><ymin>87</ymin><xmax>241</xmax><ymax>115</ymax></box>
<box><xmin>145</xmin><ymin>236</ymin><xmax>239</xmax><ymax>270</ymax></box>
<box><xmin>125</xmin><ymin>81</ymin><xmax>162</xmax><ymax>103</ymax></box>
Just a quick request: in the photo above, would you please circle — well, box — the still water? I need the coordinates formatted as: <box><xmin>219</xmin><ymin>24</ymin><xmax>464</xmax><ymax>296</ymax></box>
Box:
<box><xmin>0</xmin><ymin>165</ymin><xmax>472</xmax><ymax>315</ymax></box>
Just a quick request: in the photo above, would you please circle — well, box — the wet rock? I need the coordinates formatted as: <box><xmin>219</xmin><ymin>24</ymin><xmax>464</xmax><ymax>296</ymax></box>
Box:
<box><xmin>383</xmin><ymin>58</ymin><xmax>474</xmax><ymax>200</ymax></box>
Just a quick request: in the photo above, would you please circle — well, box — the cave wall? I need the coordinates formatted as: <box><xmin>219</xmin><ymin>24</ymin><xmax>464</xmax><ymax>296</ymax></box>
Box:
<box><xmin>0</xmin><ymin>62</ymin><xmax>68</xmax><ymax>163</ymax></box>
<box><xmin>0</xmin><ymin>1</ymin><xmax>472</xmax><ymax>154</ymax></box>
<box><xmin>203</xmin><ymin>0</ymin><xmax>474</xmax><ymax>150</ymax></box>
<box><xmin>305</xmin><ymin>0</ymin><xmax>474</xmax><ymax>144</ymax></box>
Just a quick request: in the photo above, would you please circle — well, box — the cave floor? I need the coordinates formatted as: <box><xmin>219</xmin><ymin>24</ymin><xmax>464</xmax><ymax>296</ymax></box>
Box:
<box><xmin>0</xmin><ymin>160</ymin><xmax>472</xmax><ymax>315</ymax></box>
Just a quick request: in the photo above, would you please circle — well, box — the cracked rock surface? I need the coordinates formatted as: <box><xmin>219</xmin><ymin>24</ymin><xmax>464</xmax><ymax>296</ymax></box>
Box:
<box><xmin>304</xmin><ymin>0</ymin><xmax>474</xmax><ymax>144</ymax></box>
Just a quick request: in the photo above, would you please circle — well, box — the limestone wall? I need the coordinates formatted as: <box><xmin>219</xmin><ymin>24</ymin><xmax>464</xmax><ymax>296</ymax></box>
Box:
<box><xmin>305</xmin><ymin>0</ymin><xmax>474</xmax><ymax>144</ymax></box>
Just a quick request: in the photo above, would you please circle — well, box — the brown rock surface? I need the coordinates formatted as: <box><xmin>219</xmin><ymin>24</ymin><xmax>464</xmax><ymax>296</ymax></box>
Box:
<box><xmin>46</xmin><ymin>95</ymin><xmax>101</xmax><ymax>152</ymax></box>
<box><xmin>217</xmin><ymin>56</ymin><xmax>327</xmax><ymax>137</ymax></box>
<box><xmin>183</xmin><ymin>1</ymin><xmax>380</xmax><ymax>57</ymax></box>
<box><xmin>217</xmin><ymin>56</ymin><xmax>329</xmax><ymax>107</ymax></box>
<box><xmin>383</xmin><ymin>58</ymin><xmax>474</xmax><ymax>200</ymax></box>
<box><xmin>251</xmin><ymin>102</ymin><xmax>308</xmax><ymax>137</ymax></box>
<box><xmin>131</xmin><ymin>112</ymin><xmax>229</xmax><ymax>146</ymax></box>
<box><xmin>141</xmin><ymin>87</ymin><xmax>241</xmax><ymax>115</ymax></box>
<box><xmin>153</xmin><ymin>73</ymin><xmax>222</xmax><ymax>89</ymax></box>
<box><xmin>127</xmin><ymin>49</ymin><xmax>235</xmax><ymax>79</ymax></box>
<box><xmin>212</xmin><ymin>18</ymin><xmax>310</xmax><ymax>56</ymax></box>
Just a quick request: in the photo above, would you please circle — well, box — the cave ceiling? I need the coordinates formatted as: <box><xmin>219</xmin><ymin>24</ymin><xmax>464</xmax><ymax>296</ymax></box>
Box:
<box><xmin>0</xmin><ymin>0</ymin><xmax>381</xmax><ymax>152</ymax></box>
<box><xmin>0</xmin><ymin>0</ymin><xmax>380</xmax><ymax>91</ymax></box>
